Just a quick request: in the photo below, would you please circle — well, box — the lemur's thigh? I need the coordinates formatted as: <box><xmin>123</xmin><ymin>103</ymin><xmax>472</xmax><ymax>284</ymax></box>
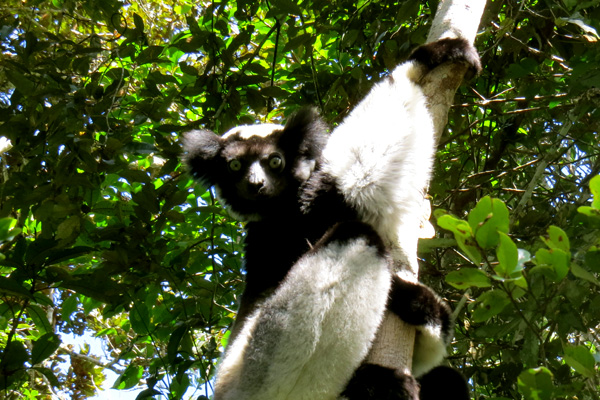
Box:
<box><xmin>214</xmin><ymin>221</ymin><xmax>392</xmax><ymax>400</ymax></box>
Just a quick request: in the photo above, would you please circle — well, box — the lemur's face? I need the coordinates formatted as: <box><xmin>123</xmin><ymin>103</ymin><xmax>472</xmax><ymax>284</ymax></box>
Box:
<box><xmin>220</xmin><ymin>128</ymin><xmax>290</xmax><ymax>203</ymax></box>
<box><xmin>183</xmin><ymin>108</ymin><xmax>328</xmax><ymax>221</ymax></box>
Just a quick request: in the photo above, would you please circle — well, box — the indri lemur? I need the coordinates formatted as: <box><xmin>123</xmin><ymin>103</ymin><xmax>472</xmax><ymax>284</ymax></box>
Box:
<box><xmin>184</xmin><ymin>38</ymin><xmax>480</xmax><ymax>400</ymax></box>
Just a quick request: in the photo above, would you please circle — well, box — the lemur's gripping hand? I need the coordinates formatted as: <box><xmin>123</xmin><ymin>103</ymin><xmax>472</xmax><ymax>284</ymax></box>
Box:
<box><xmin>409</xmin><ymin>37</ymin><xmax>482</xmax><ymax>76</ymax></box>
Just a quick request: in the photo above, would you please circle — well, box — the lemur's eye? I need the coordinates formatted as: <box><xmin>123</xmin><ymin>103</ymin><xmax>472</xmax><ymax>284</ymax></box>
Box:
<box><xmin>229</xmin><ymin>159</ymin><xmax>242</xmax><ymax>172</ymax></box>
<box><xmin>268</xmin><ymin>154</ymin><xmax>284</xmax><ymax>170</ymax></box>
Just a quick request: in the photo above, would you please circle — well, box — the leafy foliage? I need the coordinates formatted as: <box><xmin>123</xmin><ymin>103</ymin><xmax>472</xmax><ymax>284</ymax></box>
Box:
<box><xmin>0</xmin><ymin>0</ymin><xmax>599</xmax><ymax>399</ymax></box>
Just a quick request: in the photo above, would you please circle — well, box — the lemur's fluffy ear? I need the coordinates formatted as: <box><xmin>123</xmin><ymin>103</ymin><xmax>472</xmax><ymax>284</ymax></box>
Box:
<box><xmin>182</xmin><ymin>129</ymin><xmax>222</xmax><ymax>186</ymax></box>
<box><xmin>280</xmin><ymin>107</ymin><xmax>329</xmax><ymax>182</ymax></box>
<box><xmin>281</xmin><ymin>108</ymin><xmax>328</xmax><ymax>154</ymax></box>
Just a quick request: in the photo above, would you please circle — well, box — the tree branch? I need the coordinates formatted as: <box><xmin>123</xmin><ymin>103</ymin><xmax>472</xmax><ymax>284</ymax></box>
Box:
<box><xmin>60</xmin><ymin>347</ymin><xmax>124</xmax><ymax>374</ymax></box>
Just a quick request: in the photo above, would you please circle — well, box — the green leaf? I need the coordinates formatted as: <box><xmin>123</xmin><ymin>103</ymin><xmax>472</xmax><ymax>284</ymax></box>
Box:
<box><xmin>46</xmin><ymin>245</ymin><xmax>94</xmax><ymax>268</ymax></box>
<box><xmin>590</xmin><ymin>175</ymin><xmax>600</xmax><ymax>209</ymax></box>
<box><xmin>171</xmin><ymin>370</ymin><xmax>190</xmax><ymax>399</ymax></box>
<box><xmin>446</xmin><ymin>268</ymin><xmax>491</xmax><ymax>290</ymax></box>
<box><xmin>1</xmin><ymin>341</ymin><xmax>29</xmax><ymax>370</ymax></box>
<box><xmin>577</xmin><ymin>205</ymin><xmax>600</xmax><ymax>218</ymax></box>
<box><xmin>0</xmin><ymin>217</ymin><xmax>21</xmax><ymax>242</ymax></box>
<box><xmin>121</xmin><ymin>168</ymin><xmax>152</xmax><ymax>184</ymax></box>
<box><xmin>133</xmin><ymin>13</ymin><xmax>144</xmax><ymax>32</ymax></box>
<box><xmin>6</xmin><ymin>69</ymin><xmax>35</xmax><ymax>93</ymax></box>
<box><xmin>131</xmin><ymin>185</ymin><xmax>160</xmax><ymax>214</ymax></box>
<box><xmin>33</xmin><ymin>292</ymin><xmax>54</xmax><ymax>306</ymax></box>
<box><xmin>437</xmin><ymin>215</ymin><xmax>481</xmax><ymax>264</ymax></box>
<box><xmin>167</xmin><ymin>324</ymin><xmax>187</xmax><ymax>364</ymax></box>
<box><xmin>522</xmin><ymin>330</ymin><xmax>539</xmax><ymax>368</ymax></box>
<box><xmin>564</xmin><ymin>346</ymin><xmax>596</xmax><ymax>378</ymax></box>
<box><xmin>472</xmin><ymin>290</ymin><xmax>510</xmax><ymax>322</ymax></box>
<box><xmin>269</xmin><ymin>0</ymin><xmax>302</xmax><ymax>15</ymax></box>
<box><xmin>534</xmin><ymin>248</ymin><xmax>570</xmax><ymax>281</ymax></box>
<box><xmin>27</xmin><ymin>305</ymin><xmax>52</xmax><ymax>334</ymax></box>
<box><xmin>31</xmin><ymin>333</ymin><xmax>61</xmax><ymax>365</ymax></box>
<box><xmin>96</xmin><ymin>327</ymin><xmax>117</xmax><ymax>337</ymax></box>
<box><xmin>179</xmin><ymin>62</ymin><xmax>198</xmax><ymax>76</ymax></box>
<box><xmin>468</xmin><ymin>196</ymin><xmax>510</xmax><ymax>249</ymax></box>
<box><xmin>0</xmin><ymin>276</ymin><xmax>34</xmax><ymax>300</ymax></box>
<box><xmin>495</xmin><ymin>232</ymin><xmax>518</xmax><ymax>277</ymax></box>
<box><xmin>283</xmin><ymin>33</ymin><xmax>313</xmax><ymax>53</ymax></box>
<box><xmin>220</xmin><ymin>329</ymin><xmax>231</xmax><ymax>349</ymax></box>
<box><xmin>135</xmin><ymin>388</ymin><xmax>162</xmax><ymax>399</ymax></box>
<box><xmin>130</xmin><ymin>302</ymin><xmax>151</xmax><ymax>335</ymax></box>
<box><xmin>540</xmin><ymin>225</ymin><xmax>570</xmax><ymax>252</ymax></box>
<box><xmin>518</xmin><ymin>367</ymin><xmax>554</xmax><ymax>400</ymax></box>
<box><xmin>571</xmin><ymin>263</ymin><xmax>600</xmax><ymax>287</ymax></box>
<box><xmin>61</xmin><ymin>294</ymin><xmax>79</xmax><ymax>322</ymax></box>
<box><xmin>32</xmin><ymin>367</ymin><xmax>60</xmax><ymax>387</ymax></box>
<box><xmin>585</xmin><ymin>248</ymin><xmax>600</xmax><ymax>273</ymax></box>
<box><xmin>56</xmin><ymin>216</ymin><xmax>81</xmax><ymax>241</ymax></box>
<box><xmin>136</xmin><ymin>46</ymin><xmax>165</xmax><ymax>65</ymax></box>
<box><xmin>113</xmin><ymin>364</ymin><xmax>143</xmax><ymax>390</ymax></box>
<box><xmin>260</xmin><ymin>86</ymin><xmax>287</xmax><ymax>97</ymax></box>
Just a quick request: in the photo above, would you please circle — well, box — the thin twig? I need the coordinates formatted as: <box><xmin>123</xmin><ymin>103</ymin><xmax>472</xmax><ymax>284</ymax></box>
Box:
<box><xmin>60</xmin><ymin>347</ymin><xmax>124</xmax><ymax>374</ymax></box>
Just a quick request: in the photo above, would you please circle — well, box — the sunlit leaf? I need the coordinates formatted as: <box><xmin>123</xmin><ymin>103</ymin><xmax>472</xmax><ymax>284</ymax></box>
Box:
<box><xmin>437</xmin><ymin>214</ymin><xmax>481</xmax><ymax>264</ymax></box>
<box><xmin>540</xmin><ymin>225</ymin><xmax>570</xmax><ymax>252</ymax></box>
<box><xmin>472</xmin><ymin>290</ymin><xmax>510</xmax><ymax>322</ymax></box>
<box><xmin>518</xmin><ymin>367</ymin><xmax>554</xmax><ymax>400</ymax></box>
<box><xmin>495</xmin><ymin>232</ymin><xmax>518</xmax><ymax>277</ymax></box>
<box><xmin>446</xmin><ymin>268</ymin><xmax>491</xmax><ymax>290</ymax></box>
<box><xmin>0</xmin><ymin>218</ymin><xmax>21</xmax><ymax>242</ymax></box>
<box><xmin>564</xmin><ymin>346</ymin><xmax>596</xmax><ymax>378</ymax></box>
<box><xmin>468</xmin><ymin>196</ymin><xmax>510</xmax><ymax>249</ymax></box>
<box><xmin>113</xmin><ymin>364</ymin><xmax>144</xmax><ymax>390</ymax></box>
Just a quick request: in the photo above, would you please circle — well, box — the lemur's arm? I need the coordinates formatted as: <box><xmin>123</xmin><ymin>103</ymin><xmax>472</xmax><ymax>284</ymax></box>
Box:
<box><xmin>322</xmin><ymin>38</ymin><xmax>480</xmax><ymax>250</ymax></box>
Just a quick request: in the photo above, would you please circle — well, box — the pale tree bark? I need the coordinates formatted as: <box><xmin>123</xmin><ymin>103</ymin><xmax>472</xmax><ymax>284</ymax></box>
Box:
<box><xmin>365</xmin><ymin>0</ymin><xmax>487</xmax><ymax>377</ymax></box>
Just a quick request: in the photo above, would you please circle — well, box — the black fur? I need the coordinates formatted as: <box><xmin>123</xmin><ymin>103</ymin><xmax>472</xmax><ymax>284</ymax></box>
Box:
<box><xmin>389</xmin><ymin>276</ymin><xmax>452</xmax><ymax>341</ymax></box>
<box><xmin>313</xmin><ymin>220</ymin><xmax>387</xmax><ymax>257</ymax></box>
<box><xmin>419</xmin><ymin>366</ymin><xmax>470</xmax><ymax>400</ymax></box>
<box><xmin>409</xmin><ymin>37</ymin><xmax>482</xmax><ymax>75</ymax></box>
<box><xmin>342</xmin><ymin>365</ymin><xmax>470</xmax><ymax>400</ymax></box>
<box><xmin>342</xmin><ymin>364</ymin><xmax>419</xmax><ymax>400</ymax></box>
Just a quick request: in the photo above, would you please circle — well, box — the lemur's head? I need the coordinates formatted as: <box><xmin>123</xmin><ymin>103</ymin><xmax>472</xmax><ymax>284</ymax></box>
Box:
<box><xmin>183</xmin><ymin>107</ymin><xmax>328</xmax><ymax>221</ymax></box>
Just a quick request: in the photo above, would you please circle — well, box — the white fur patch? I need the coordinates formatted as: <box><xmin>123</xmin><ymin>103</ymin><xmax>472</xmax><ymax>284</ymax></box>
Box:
<box><xmin>213</xmin><ymin>238</ymin><xmax>391</xmax><ymax>400</ymax></box>
<box><xmin>223</xmin><ymin>123</ymin><xmax>284</xmax><ymax>139</ymax></box>
<box><xmin>412</xmin><ymin>322</ymin><xmax>448</xmax><ymax>377</ymax></box>
<box><xmin>322</xmin><ymin>61</ymin><xmax>435</xmax><ymax>261</ymax></box>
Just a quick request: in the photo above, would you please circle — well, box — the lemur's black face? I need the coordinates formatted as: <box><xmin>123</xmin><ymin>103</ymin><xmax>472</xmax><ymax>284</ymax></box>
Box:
<box><xmin>220</xmin><ymin>132</ymin><xmax>289</xmax><ymax>203</ymax></box>
<box><xmin>183</xmin><ymin>107</ymin><xmax>328</xmax><ymax>221</ymax></box>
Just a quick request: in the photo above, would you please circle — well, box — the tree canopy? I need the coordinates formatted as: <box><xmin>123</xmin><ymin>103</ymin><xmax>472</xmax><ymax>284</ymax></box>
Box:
<box><xmin>0</xmin><ymin>0</ymin><xmax>599</xmax><ymax>399</ymax></box>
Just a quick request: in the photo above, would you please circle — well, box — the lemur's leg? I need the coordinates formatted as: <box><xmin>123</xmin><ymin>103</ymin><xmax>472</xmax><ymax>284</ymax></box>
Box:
<box><xmin>214</xmin><ymin>221</ymin><xmax>392</xmax><ymax>400</ymax></box>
